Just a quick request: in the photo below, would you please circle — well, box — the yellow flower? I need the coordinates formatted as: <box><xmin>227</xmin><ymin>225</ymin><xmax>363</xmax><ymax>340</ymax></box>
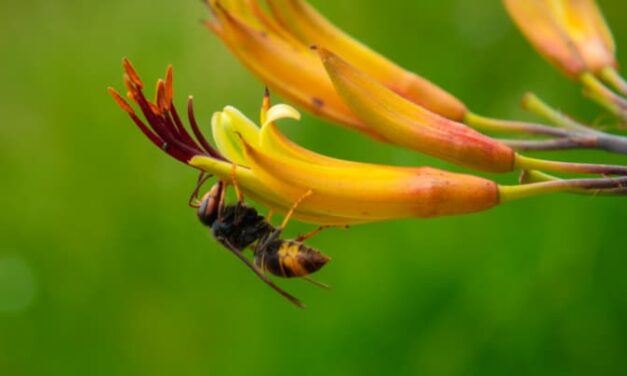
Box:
<box><xmin>504</xmin><ymin>0</ymin><xmax>616</xmax><ymax>78</ymax></box>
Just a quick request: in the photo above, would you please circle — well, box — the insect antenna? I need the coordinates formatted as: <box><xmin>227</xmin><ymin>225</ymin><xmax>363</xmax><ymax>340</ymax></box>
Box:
<box><xmin>222</xmin><ymin>239</ymin><xmax>305</xmax><ymax>308</ymax></box>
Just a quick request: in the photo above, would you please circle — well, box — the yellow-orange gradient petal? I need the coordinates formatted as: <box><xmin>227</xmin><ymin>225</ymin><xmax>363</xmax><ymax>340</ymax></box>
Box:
<box><xmin>318</xmin><ymin>48</ymin><xmax>515</xmax><ymax>173</ymax></box>
<box><xmin>241</xmin><ymin>136</ymin><xmax>500</xmax><ymax>220</ymax></box>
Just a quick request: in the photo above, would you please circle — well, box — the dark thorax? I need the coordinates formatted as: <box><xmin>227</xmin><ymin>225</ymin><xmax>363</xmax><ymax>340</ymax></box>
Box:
<box><xmin>212</xmin><ymin>203</ymin><xmax>274</xmax><ymax>250</ymax></box>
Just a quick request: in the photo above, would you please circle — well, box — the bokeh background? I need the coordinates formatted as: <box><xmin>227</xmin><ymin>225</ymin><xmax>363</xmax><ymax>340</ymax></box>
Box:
<box><xmin>2</xmin><ymin>1</ymin><xmax>627</xmax><ymax>375</ymax></box>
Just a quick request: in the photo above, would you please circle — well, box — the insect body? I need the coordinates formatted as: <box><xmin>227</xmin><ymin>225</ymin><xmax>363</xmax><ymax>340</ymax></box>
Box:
<box><xmin>193</xmin><ymin>178</ymin><xmax>330</xmax><ymax>307</ymax></box>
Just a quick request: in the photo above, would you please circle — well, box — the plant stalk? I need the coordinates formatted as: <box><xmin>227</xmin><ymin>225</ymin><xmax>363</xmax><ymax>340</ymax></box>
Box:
<box><xmin>580</xmin><ymin>73</ymin><xmax>627</xmax><ymax>121</ymax></box>
<box><xmin>499</xmin><ymin>175</ymin><xmax>627</xmax><ymax>203</ymax></box>
<box><xmin>515</xmin><ymin>155</ymin><xmax>627</xmax><ymax>176</ymax></box>
<box><xmin>519</xmin><ymin>170</ymin><xmax>627</xmax><ymax>196</ymax></box>
<box><xmin>599</xmin><ymin>67</ymin><xmax>627</xmax><ymax>97</ymax></box>
<box><xmin>522</xmin><ymin>93</ymin><xmax>627</xmax><ymax>154</ymax></box>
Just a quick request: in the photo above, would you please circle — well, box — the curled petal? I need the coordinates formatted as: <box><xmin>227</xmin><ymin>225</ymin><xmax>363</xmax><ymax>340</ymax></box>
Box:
<box><xmin>262</xmin><ymin>103</ymin><xmax>301</xmax><ymax>128</ymax></box>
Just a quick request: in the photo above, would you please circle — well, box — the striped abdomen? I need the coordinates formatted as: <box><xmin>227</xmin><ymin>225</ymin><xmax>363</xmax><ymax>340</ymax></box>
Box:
<box><xmin>256</xmin><ymin>240</ymin><xmax>330</xmax><ymax>278</ymax></box>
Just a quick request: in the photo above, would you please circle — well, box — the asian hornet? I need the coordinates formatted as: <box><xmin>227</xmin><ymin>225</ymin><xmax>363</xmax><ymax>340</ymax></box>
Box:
<box><xmin>190</xmin><ymin>173</ymin><xmax>331</xmax><ymax>308</ymax></box>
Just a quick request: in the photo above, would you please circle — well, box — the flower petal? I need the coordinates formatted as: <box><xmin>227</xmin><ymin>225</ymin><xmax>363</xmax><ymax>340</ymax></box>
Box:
<box><xmin>189</xmin><ymin>155</ymin><xmax>367</xmax><ymax>225</ymax></box>
<box><xmin>241</xmin><ymin>133</ymin><xmax>500</xmax><ymax>219</ymax></box>
<box><xmin>262</xmin><ymin>103</ymin><xmax>301</xmax><ymax>128</ymax></box>
<box><xmin>211</xmin><ymin>111</ymin><xmax>249</xmax><ymax>166</ymax></box>
<box><xmin>318</xmin><ymin>48</ymin><xmax>515</xmax><ymax>173</ymax></box>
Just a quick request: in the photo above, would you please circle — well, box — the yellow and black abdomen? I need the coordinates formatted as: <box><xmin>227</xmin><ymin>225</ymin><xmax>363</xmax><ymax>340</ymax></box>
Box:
<box><xmin>256</xmin><ymin>240</ymin><xmax>330</xmax><ymax>278</ymax></box>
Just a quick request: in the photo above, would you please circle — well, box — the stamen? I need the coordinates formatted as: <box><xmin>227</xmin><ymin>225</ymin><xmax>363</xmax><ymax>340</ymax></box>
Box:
<box><xmin>263</xmin><ymin>87</ymin><xmax>271</xmax><ymax>109</ymax></box>
<box><xmin>164</xmin><ymin>65</ymin><xmax>174</xmax><ymax>106</ymax></box>
<box><xmin>108</xmin><ymin>87</ymin><xmax>135</xmax><ymax>115</ymax></box>
<box><xmin>123</xmin><ymin>74</ymin><xmax>136</xmax><ymax>95</ymax></box>
<box><xmin>112</xmin><ymin>60</ymin><xmax>226</xmax><ymax>164</ymax></box>
<box><xmin>188</xmin><ymin>96</ymin><xmax>224</xmax><ymax>159</ymax></box>
<box><xmin>130</xmin><ymin>83</ymin><xmax>199</xmax><ymax>161</ymax></box>
<box><xmin>156</xmin><ymin>79</ymin><xmax>168</xmax><ymax>114</ymax></box>
<box><xmin>122</xmin><ymin>58</ymin><xmax>144</xmax><ymax>89</ymax></box>
<box><xmin>109</xmin><ymin>87</ymin><xmax>193</xmax><ymax>162</ymax></box>
<box><xmin>170</xmin><ymin>103</ymin><xmax>203</xmax><ymax>150</ymax></box>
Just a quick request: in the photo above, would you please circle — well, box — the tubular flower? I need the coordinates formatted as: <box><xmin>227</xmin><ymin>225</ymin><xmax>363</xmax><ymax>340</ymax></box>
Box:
<box><xmin>110</xmin><ymin>62</ymin><xmax>627</xmax><ymax>226</ymax></box>
<box><xmin>206</xmin><ymin>0</ymin><xmax>627</xmax><ymax>156</ymax></box>
<box><xmin>504</xmin><ymin>0</ymin><xmax>615</xmax><ymax>78</ymax></box>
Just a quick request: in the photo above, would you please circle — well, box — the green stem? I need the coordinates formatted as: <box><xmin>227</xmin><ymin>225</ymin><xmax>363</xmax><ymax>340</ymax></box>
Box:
<box><xmin>499</xmin><ymin>175</ymin><xmax>627</xmax><ymax>203</ymax></box>
<box><xmin>599</xmin><ymin>67</ymin><xmax>627</xmax><ymax>97</ymax></box>
<box><xmin>519</xmin><ymin>170</ymin><xmax>627</xmax><ymax>196</ymax></box>
<box><xmin>521</xmin><ymin>93</ymin><xmax>596</xmax><ymax>134</ymax></box>
<box><xmin>515</xmin><ymin>154</ymin><xmax>627</xmax><ymax>176</ymax></box>
<box><xmin>464</xmin><ymin>112</ymin><xmax>572</xmax><ymax>137</ymax></box>
<box><xmin>521</xmin><ymin>92</ymin><xmax>627</xmax><ymax>154</ymax></box>
<box><xmin>580</xmin><ymin>73</ymin><xmax>627</xmax><ymax>120</ymax></box>
<box><xmin>499</xmin><ymin>138</ymin><xmax>594</xmax><ymax>151</ymax></box>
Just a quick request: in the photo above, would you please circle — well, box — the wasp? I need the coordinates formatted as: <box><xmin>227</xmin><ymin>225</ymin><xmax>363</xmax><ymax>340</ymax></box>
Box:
<box><xmin>189</xmin><ymin>173</ymin><xmax>331</xmax><ymax>308</ymax></box>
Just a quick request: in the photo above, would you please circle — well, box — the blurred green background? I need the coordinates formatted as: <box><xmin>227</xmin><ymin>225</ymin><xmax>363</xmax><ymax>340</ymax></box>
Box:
<box><xmin>1</xmin><ymin>1</ymin><xmax>627</xmax><ymax>375</ymax></box>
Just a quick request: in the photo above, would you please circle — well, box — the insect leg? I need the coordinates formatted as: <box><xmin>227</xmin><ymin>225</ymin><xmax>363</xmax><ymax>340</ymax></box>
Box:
<box><xmin>297</xmin><ymin>225</ymin><xmax>350</xmax><ymax>242</ymax></box>
<box><xmin>266</xmin><ymin>209</ymin><xmax>274</xmax><ymax>222</ymax></box>
<box><xmin>188</xmin><ymin>172</ymin><xmax>212</xmax><ymax>208</ymax></box>
<box><xmin>303</xmin><ymin>277</ymin><xmax>331</xmax><ymax>290</ymax></box>
<box><xmin>216</xmin><ymin>180</ymin><xmax>228</xmax><ymax>221</ymax></box>
<box><xmin>279</xmin><ymin>190</ymin><xmax>313</xmax><ymax>230</ymax></box>
<box><xmin>229</xmin><ymin>163</ymin><xmax>244</xmax><ymax>204</ymax></box>
<box><xmin>262</xmin><ymin>190</ymin><xmax>314</xmax><ymax>244</ymax></box>
<box><xmin>296</xmin><ymin>226</ymin><xmax>330</xmax><ymax>242</ymax></box>
<box><xmin>222</xmin><ymin>239</ymin><xmax>305</xmax><ymax>308</ymax></box>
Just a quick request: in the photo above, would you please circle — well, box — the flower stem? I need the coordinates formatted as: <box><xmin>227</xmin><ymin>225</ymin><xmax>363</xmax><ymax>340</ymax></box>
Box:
<box><xmin>580</xmin><ymin>72</ymin><xmax>627</xmax><ymax>120</ymax></box>
<box><xmin>519</xmin><ymin>170</ymin><xmax>627</xmax><ymax>196</ymax></box>
<box><xmin>464</xmin><ymin>111</ymin><xmax>627</xmax><ymax>153</ymax></box>
<box><xmin>521</xmin><ymin>93</ymin><xmax>627</xmax><ymax>154</ymax></box>
<box><xmin>599</xmin><ymin>67</ymin><xmax>627</xmax><ymax>97</ymax></box>
<box><xmin>515</xmin><ymin>154</ymin><xmax>627</xmax><ymax>176</ymax></box>
<box><xmin>465</xmin><ymin>112</ymin><xmax>572</xmax><ymax>137</ymax></box>
<box><xmin>499</xmin><ymin>138</ymin><xmax>594</xmax><ymax>151</ymax></box>
<box><xmin>499</xmin><ymin>175</ymin><xmax>627</xmax><ymax>203</ymax></box>
<box><xmin>521</xmin><ymin>93</ymin><xmax>595</xmax><ymax>133</ymax></box>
